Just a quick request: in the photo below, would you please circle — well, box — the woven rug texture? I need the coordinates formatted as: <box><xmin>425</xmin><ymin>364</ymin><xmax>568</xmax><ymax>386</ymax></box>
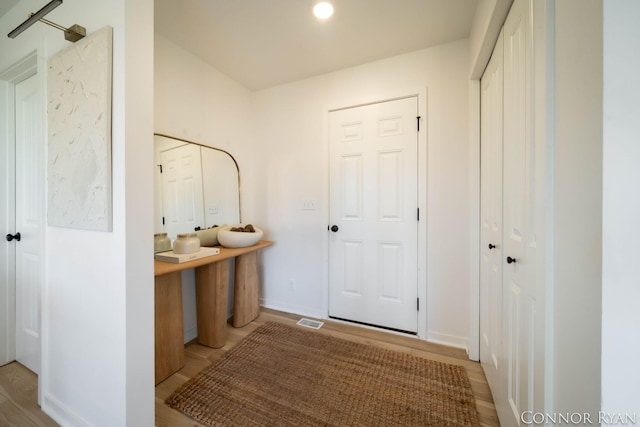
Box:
<box><xmin>166</xmin><ymin>321</ymin><xmax>480</xmax><ymax>426</ymax></box>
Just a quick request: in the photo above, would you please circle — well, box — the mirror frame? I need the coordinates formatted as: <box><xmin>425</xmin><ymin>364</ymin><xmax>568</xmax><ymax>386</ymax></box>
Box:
<box><xmin>154</xmin><ymin>133</ymin><xmax>242</xmax><ymax>229</ymax></box>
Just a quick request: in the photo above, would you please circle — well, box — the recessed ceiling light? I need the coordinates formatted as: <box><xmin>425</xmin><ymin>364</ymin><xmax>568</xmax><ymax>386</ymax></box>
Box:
<box><xmin>313</xmin><ymin>2</ymin><xmax>334</xmax><ymax>19</ymax></box>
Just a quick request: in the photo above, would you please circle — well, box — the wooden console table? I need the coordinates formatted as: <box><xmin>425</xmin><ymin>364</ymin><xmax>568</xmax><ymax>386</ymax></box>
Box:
<box><xmin>154</xmin><ymin>240</ymin><xmax>273</xmax><ymax>384</ymax></box>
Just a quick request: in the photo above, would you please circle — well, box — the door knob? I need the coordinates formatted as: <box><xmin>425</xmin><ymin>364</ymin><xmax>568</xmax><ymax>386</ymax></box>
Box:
<box><xmin>488</xmin><ymin>243</ymin><xmax>496</xmax><ymax>249</ymax></box>
<box><xmin>6</xmin><ymin>232</ymin><xmax>21</xmax><ymax>242</ymax></box>
<box><xmin>506</xmin><ymin>256</ymin><xmax>516</xmax><ymax>264</ymax></box>
<box><xmin>330</xmin><ymin>225</ymin><xmax>339</xmax><ymax>232</ymax></box>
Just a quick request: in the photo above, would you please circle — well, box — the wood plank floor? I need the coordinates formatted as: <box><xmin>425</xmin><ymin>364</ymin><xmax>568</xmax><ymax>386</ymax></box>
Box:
<box><xmin>0</xmin><ymin>309</ymin><xmax>500</xmax><ymax>426</ymax></box>
<box><xmin>156</xmin><ymin>309</ymin><xmax>500</xmax><ymax>427</ymax></box>
<box><xmin>0</xmin><ymin>362</ymin><xmax>58</xmax><ymax>427</ymax></box>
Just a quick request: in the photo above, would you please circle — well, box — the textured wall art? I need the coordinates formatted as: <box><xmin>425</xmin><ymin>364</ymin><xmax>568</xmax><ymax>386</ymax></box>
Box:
<box><xmin>47</xmin><ymin>26</ymin><xmax>113</xmax><ymax>231</ymax></box>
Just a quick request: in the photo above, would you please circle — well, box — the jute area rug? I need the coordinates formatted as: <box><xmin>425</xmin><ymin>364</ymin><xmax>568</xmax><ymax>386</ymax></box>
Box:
<box><xmin>166</xmin><ymin>322</ymin><xmax>480</xmax><ymax>427</ymax></box>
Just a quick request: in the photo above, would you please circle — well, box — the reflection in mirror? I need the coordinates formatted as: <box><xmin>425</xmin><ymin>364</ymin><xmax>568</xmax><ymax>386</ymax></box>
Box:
<box><xmin>154</xmin><ymin>134</ymin><xmax>240</xmax><ymax>241</ymax></box>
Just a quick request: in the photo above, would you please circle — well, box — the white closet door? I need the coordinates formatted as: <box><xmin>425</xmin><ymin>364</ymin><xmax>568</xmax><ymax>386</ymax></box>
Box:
<box><xmin>502</xmin><ymin>0</ymin><xmax>542</xmax><ymax>423</ymax></box>
<box><xmin>480</xmin><ymin>29</ymin><xmax>504</xmax><ymax>410</ymax></box>
<box><xmin>480</xmin><ymin>1</ymin><xmax>547</xmax><ymax>425</ymax></box>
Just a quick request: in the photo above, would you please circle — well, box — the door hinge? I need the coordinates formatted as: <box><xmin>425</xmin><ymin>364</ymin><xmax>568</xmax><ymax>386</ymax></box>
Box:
<box><xmin>157</xmin><ymin>164</ymin><xmax>163</xmax><ymax>173</ymax></box>
<box><xmin>162</xmin><ymin>216</ymin><xmax>165</xmax><ymax>225</ymax></box>
<box><xmin>417</xmin><ymin>208</ymin><xmax>420</xmax><ymax>221</ymax></box>
<box><xmin>417</xmin><ymin>297</ymin><xmax>420</xmax><ymax>311</ymax></box>
<box><xmin>417</xmin><ymin>116</ymin><xmax>421</xmax><ymax>131</ymax></box>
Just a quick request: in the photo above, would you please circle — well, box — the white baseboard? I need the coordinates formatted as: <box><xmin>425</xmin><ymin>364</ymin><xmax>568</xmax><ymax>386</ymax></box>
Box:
<box><xmin>426</xmin><ymin>330</ymin><xmax>469</xmax><ymax>352</ymax></box>
<box><xmin>42</xmin><ymin>392</ymin><xmax>92</xmax><ymax>427</ymax></box>
<box><xmin>260</xmin><ymin>298</ymin><xmax>324</xmax><ymax>320</ymax></box>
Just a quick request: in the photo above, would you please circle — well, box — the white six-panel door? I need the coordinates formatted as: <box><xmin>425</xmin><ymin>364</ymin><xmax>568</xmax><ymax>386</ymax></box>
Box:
<box><xmin>15</xmin><ymin>73</ymin><xmax>44</xmax><ymax>374</ymax></box>
<box><xmin>160</xmin><ymin>144</ymin><xmax>205</xmax><ymax>239</ymax></box>
<box><xmin>328</xmin><ymin>97</ymin><xmax>418</xmax><ymax>333</ymax></box>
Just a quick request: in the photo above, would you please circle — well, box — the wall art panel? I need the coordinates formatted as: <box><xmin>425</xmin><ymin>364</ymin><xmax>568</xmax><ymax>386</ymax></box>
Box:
<box><xmin>47</xmin><ymin>26</ymin><xmax>113</xmax><ymax>231</ymax></box>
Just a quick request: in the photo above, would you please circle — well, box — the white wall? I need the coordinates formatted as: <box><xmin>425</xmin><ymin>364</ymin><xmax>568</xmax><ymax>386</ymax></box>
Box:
<box><xmin>155</xmin><ymin>34</ymin><xmax>254</xmax><ymax>341</ymax></box>
<box><xmin>0</xmin><ymin>0</ymin><xmax>154</xmax><ymax>425</ymax></box>
<box><xmin>154</xmin><ymin>34</ymin><xmax>255</xmax><ymax>216</ymax></box>
<box><xmin>602</xmin><ymin>0</ymin><xmax>640</xmax><ymax>416</ymax></box>
<box><xmin>154</xmin><ymin>37</ymin><xmax>472</xmax><ymax>349</ymax></box>
<box><xmin>252</xmin><ymin>40</ymin><xmax>472</xmax><ymax>347</ymax></box>
<box><xmin>553</xmin><ymin>0</ymin><xmax>602</xmax><ymax>417</ymax></box>
<box><xmin>123</xmin><ymin>0</ymin><xmax>154</xmax><ymax>425</ymax></box>
<box><xmin>154</xmin><ymin>35</ymin><xmax>253</xmax><ymax>151</ymax></box>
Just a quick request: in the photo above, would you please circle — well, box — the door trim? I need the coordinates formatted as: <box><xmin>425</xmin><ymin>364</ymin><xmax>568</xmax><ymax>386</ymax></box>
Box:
<box><xmin>0</xmin><ymin>52</ymin><xmax>45</xmax><ymax>408</ymax></box>
<box><xmin>468</xmin><ymin>79</ymin><xmax>481</xmax><ymax>361</ymax></box>
<box><xmin>321</xmin><ymin>88</ymin><xmax>428</xmax><ymax>340</ymax></box>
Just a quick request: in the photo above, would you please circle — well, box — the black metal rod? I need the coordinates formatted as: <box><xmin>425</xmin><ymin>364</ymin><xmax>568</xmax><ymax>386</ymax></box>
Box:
<box><xmin>7</xmin><ymin>0</ymin><xmax>63</xmax><ymax>39</ymax></box>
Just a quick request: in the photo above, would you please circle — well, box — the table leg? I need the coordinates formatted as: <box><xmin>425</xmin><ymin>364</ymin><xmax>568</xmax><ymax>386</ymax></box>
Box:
<box><xmin>154</xmin><ymin>272</ymin><xmax>184</xmax><ymax>385</ymax></box>
<box><xmin>233</xmin><ymin>251</ymin><xmax>260</xmax><ymax>328</ymax></box>
<box><xmin>195</xmin><ymin>260</ymin><xmax>230</xmax><ymax>348</ymax></box>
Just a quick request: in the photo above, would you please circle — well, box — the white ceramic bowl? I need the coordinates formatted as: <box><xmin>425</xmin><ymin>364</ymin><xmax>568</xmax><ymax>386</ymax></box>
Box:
<box><xmin>217</xmin><ymin>225</ymin><xmax>263</xmax><ymax>248</ymax></box>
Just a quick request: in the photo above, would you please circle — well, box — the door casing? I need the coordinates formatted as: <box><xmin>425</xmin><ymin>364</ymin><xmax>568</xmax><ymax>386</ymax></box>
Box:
<box><xmin>0</xmin><ymin>51</ymin><xmax>45</xmax><ymax>394</ymax></box>
<box><xmin>1</xmin><ymin>53</ymin><xmax>39</xmax><ymax>367</ymax></box>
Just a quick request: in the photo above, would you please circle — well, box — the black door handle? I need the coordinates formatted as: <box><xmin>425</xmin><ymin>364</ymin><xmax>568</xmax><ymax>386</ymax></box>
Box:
<box><xmin>6</xmin><ymin>232</ymin><xmax>21</xmax><ymax>242</ymax></box>
<box><xmin>506</xmin><ymin>256</ymin><xmax>516</xmax><ymax>264</ymax></box>
<box><xmin>488</xmin><ymin>243</ymin><xmax>496</xmax><ymax>249</ymax></box>
<box><xmin>330</xmin><ymin>225</ymin><xmax>339</xmax><ymax>232</ymax></box>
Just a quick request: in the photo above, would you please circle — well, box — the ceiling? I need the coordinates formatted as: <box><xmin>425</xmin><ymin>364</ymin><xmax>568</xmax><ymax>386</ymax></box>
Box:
<box><xmin>0</xmin><ymin>0</ymin><xmax>19</xmax><ymax>20</ymax></box>
<box><xmin>155</xmin><ymin>0</ymin><xmax>478</xmax><ymax>91</ymax></box>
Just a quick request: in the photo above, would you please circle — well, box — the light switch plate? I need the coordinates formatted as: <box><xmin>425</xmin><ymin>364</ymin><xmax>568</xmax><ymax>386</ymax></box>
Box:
<box><xmin>301</xmin><ymin>198</ymin><xmax>317</xmax><ymax>211</ymax></box>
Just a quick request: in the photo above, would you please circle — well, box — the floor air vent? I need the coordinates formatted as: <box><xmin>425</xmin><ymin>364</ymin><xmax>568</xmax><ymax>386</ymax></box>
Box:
<box><xmin>297</xmin><ymin>318</ymin><xmax>324</xmax><ymax>329</ymax></box>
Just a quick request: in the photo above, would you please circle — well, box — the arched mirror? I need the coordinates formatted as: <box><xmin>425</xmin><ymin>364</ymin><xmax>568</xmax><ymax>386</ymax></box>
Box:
<box><xmin>153</xmin><ymin>134</ymin><xmax>240</xmax><ymax>240</ymax></box>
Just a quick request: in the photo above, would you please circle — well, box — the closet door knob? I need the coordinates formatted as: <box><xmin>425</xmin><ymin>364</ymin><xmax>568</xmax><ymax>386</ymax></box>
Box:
<box><xmin>330</xmin><ymin>225</ymin><xmax>339</xmax><ymax>232</ymax></box>
<box><xmin>506</xmin><ymin>256</ymin><xmax>517</xmax><ymax>264</ymax></box>
<box><xmin>6</xmin><ymin>232</ymin><xmax>21</xmax><ymax>242</ymax></box>
<box><xmin>488</xmin><ymin>243</ymin><xmax>496</xmax><ymax>249</ymax></box>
